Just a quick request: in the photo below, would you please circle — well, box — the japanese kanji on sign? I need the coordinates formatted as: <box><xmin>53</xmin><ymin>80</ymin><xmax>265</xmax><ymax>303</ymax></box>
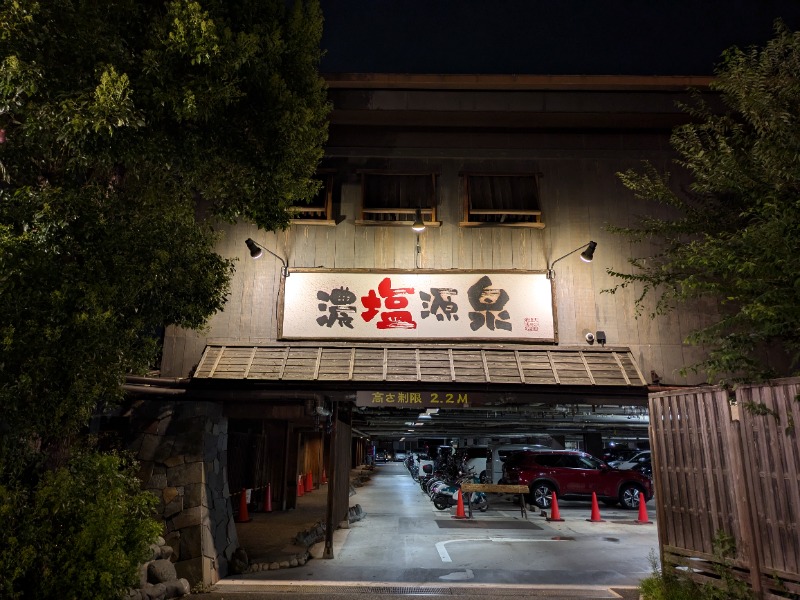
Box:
<box><xmin>279</xmin><ymin>270</ymin><xmax>555</xmax><ymax>341</ymax></box>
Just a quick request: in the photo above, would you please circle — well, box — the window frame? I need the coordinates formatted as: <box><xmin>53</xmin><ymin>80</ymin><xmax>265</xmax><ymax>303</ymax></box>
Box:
<box><xmin>459</xmin><ymin>172</ymin><xmax>545</xmax><ymax>228</ymax></box>
<box><xmin>355</xmin><ymin>170</ymin><xmax>441</xmax><ymax>228</ymax></box>
<box><xmin>289</xmin><ymin>170</ymin><xmax>336</xmax><ymax>226</ymax></box>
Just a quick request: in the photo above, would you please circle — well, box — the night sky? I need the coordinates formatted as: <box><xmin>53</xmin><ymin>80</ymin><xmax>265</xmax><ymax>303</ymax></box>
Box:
<box><xmin>319</xmin><ymin>1</ymin><xmax>800</xmax><ymax>76</ymax></box>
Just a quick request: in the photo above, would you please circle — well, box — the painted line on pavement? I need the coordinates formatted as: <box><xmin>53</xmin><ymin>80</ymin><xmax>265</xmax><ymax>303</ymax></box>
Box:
<box><xmin>436</xmin><ymin>537</ymin><xmax>569</xmax><ymax>562</ymax></box>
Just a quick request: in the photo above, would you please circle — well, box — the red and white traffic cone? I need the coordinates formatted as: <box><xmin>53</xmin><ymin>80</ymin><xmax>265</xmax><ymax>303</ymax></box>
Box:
<box><xmin>453</xmin><ymin>489</ymin><xmax>467</xmax><ymax>519</ymax></box>
<box><xmin>587</xmin><ymin>492</ymin><xmax>605</xmax><ymax>522</ymax></box>
<box><xmin>636</xmin><ymin>497</ymin><xmax>652</xmax><ymax>524</ymax></box>
<box><xmin>235</xmin><ymin>488</ymin><xmax>251</xmax><ymax>523</ymax></box>
<box><xmin>547</xmin><ymin>491</ymin><xmax>564</xmax><ymax>522</ymax></box>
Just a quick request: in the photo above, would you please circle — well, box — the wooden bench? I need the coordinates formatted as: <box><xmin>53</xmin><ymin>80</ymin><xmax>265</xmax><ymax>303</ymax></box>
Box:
<box><xmin>460</xmin><ymin>483</ymin><xmax>530</xmax><ymax>519</ymax></box>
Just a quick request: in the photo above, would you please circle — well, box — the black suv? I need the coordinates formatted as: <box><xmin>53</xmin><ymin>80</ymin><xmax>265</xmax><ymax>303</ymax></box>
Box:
<box><xmin>501</xmin><ymin>449</ymin><xmax>653</xmax><ymax>510</ymax></box>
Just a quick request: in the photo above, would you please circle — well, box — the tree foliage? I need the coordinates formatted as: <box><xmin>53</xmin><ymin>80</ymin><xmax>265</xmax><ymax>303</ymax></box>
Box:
<box><xmin>1</xmin><ymin>451</ymin><xmax>163</xmax><ymax>600</ymax></box>
<box><xmin>0</xmin><ymin>0</ymin><xmax>329</xmax><ymax>593</ymax></box>
<box><xmin>0</xmin><ymin>0</ymin><xmax>328</xmax><ymax>445</ymax></box>
<box><xmin>607</xmin><ymin>22</ymin><xmax>800</xmax><ymax>383</ymax></box>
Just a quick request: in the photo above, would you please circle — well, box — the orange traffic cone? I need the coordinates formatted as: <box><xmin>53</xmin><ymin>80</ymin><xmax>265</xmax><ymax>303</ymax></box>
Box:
<box><xmin>265</xmin><ymin>483</ymin><xmax>273</xmax><ymax>512</ymax></box>
<box><xmin>453</xmin><ymin>489</ymin><xmax>467</xmax><ymax>519</ymax></box>
<box><xmin>305</xmin><ymin>472</ymin><xmax>313</xmax><ymax>492</ymax></box>
<box><xmin>321</xmin><ymin>468</ymin><xmax>328</xmax><ymax>484</ymax></box>
<box><xmin>235</xmin><ymin>488</ymin><xmax>251</xmax><ymax>523</ymax></box>
<box><xmin>587</xmin><ymin>492</ymin><xmax>605</xmax><ymax>522</ymax></box>
<box><xmin>297</xmin><ymin>474</ymin><xmax>305</xmax><ymax>497</ymax></box>
<box><xmin>636</xmin><ymin>497</ymin><xmax>652</xmax><ymax>524</ymax></box>
<box><xmin>547</xmin><ymin>491</ymin><xmax>564</xmax><ymax>522</ymax></box>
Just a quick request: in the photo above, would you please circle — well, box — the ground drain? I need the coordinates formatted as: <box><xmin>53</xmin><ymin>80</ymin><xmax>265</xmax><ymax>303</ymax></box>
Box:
<box><xmin>243</xmin><ymin>585</ymin><xmax>457</xmax><ymax>595</ymax></box>
<box><xmin>222</xmin><ymin>584</ymin><xmax>627</xmax><ymax>598</ymax></box>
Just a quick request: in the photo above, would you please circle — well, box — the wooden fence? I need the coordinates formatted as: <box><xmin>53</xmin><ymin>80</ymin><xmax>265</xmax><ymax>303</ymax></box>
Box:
<box><xmin>649</xmin><ymin>378</ymin><xmax>800</xmax><ymax>599</ymax></box>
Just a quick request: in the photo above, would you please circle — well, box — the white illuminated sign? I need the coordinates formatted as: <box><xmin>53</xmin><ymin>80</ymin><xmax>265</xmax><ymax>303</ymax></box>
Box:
<box><xmin>279</xmin><ymin>271</ymin><xmax>555</xmax><ymax>342</ymax></box>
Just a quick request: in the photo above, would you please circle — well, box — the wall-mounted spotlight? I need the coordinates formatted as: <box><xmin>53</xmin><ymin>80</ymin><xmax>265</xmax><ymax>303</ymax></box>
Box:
<box><xmin>411</xmin><ymin>209</ymin><xmax>426</xmax><ymax>232</ymax></box>
<box><xmin>547</xmin><ymin>240</ymin><xmax>597</xmax><ymax>279</ymax></box>
<box><xmin>580</xmin><ymin>241</ymin><xmax>597</xmax><ymax>262</ymax></box>
<box><xmin>245</xmin><ymin>238</ymin><xmax>290</xmax><ymax>277</ymax></box>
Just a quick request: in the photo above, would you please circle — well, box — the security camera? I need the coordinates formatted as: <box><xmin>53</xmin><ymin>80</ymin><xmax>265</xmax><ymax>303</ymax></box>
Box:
<box><xmin>585</xmin><ymin>332</ymin><xmax>595</xmax><ymax>344</ymax></box>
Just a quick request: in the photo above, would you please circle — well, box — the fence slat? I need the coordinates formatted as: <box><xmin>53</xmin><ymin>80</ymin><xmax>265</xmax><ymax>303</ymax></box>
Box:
<box><xmin>650</xmin><ymin>379</ymin><xmax>800</xmax><ymax>599</ymax></box>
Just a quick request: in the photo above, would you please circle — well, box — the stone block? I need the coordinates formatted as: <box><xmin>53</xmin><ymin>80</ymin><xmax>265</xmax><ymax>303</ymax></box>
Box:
<box><xmin>167</xmin><ymin>462</ymin><xmax>204</xmax><ymax>488</ymax></box>
<box><xmin>138</xmin><ymin>434</ymin><xmax>161</xmax><ymax>462</ymax></box>
<box><xmin>174</xmin><ymin>428</ymin><xmax>204</xmax><ymax>450</ymax></box>
<box><xmin>227</xmin><ymin>520</ymin><xmax>238</xmax><ymax>547</ymax></box>
<box><xmin>169</xmin><ymin>505</ymin><xmax>201</xmax><ymax>530</ymax></box>
<box><xmin>162</xmin><ymin>487</ymin><xmax>179</xmax><ymax>505</ymax></box>
<box><xmin>201</xmin><ymin>523</ymin><xmax>215</xmax><ymax>557</ymax></box>
<box><xmin>142</xmin><ymin>582</ymin><xmax>166</xmax><ymax>600</ymax></box>
<box><xmin>136</xmin><ymin>462</ymin><xmax>154</xmax><ymax>487</ymax></box>
<box><xmin>148</xmin><ymin>473</ymin><xmax>168</xmax><ymax>490</ymax></box>
<box><xmin>164</xmin><ymin>578</ymin><xmax>190</xmax><ymax>599</ymax></box>
<box><xmin>142</xmin><ymin>419</ymin><xmax>160</xmax><ymax>435</ymax></box>
<box><xmin>164</xmin><ymin>532</ymin><xmax>181</xmax><ymax>562</ymax></box>
<box><xmin>177</xmin><ymin>555</ymin><xmax>216</xmax><ymax>588</ymax></box>
<box><xmin>171</xmin><ymin>417</ymin><xmax>204</xmax><ymax>436</ymax></box>
<box><xmin>179</xmin><ymin>524</ymin><xmax>202</xmax><ymax>559</ymax></box>
<box><xmin>138</xmin><ymin>563</ymin><xmax>149</xmax><ymax>588</ymax></box>
<box><xmin>184</xmin><ymin>483</ymin><xmax>203</xmax><ymax>508</ymax></box>
<box><xmin>163</xmin><ymin>495</ymin><xmax>183</xmax><ymax>518</ymax></box>
<box><xmin>147</xmin><ymin>559</ymin><xmax>177</xmax><ymax>584</ymax></box>
<box><xmin>162</xmin><ymin>455</ymin><xmax>184</xmax><ymax>468</ymax></box>
<box><xmin>153</xmin><ymin>439</ymin><xmax>176</xmax><ymax>463</ymax></box>
<box><xmin>214</xmin><ymin>521</ymin><xmax>231</xmax><ymax>548</ymax></box>
<box><xmin>160</xmin><ymin>545</ymin><xmax>174</xmax><ymax>561</ymax></box>
<box><xmin>174</xmin><ymin>557</ymin><xmax>203</xmax><ymax>586</ymax></box>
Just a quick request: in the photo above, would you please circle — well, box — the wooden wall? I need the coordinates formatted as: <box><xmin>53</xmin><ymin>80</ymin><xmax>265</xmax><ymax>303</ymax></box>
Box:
<box><xmin>650</xmin><ymin>379</ymin><xmax>800</xmax><ymax>599</ymax></box>
<box><xmin>163</xmin><ymin>148</ymin><xmax>717</xmax><ymax>387</ymax></box>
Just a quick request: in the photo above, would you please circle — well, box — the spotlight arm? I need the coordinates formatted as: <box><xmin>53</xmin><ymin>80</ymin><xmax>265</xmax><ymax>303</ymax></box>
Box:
<box><xmin>547</xmin><ymin>241</ymin><xmax>596</xmax><ymax>279</ymax></box>
<box><xmin>245</xmin><ymin>238</ymin><xmax>290</xmax><ymax>277</ymax></box>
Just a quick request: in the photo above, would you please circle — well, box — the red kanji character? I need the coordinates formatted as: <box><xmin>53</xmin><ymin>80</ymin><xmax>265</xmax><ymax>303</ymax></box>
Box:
<box><xmin>360</xmin><ymin>289</ymin><xmax>381</xmax><ymax>321</ymax></box>
<box><xmin>377</xmin><ymin>311</ymin><xmax>417</xmax><ymax>330</ymax></box>
<box><xmin>378</xmin><ymin>277</ymin><xmax>414</xmax><ymax>309</ymax></box>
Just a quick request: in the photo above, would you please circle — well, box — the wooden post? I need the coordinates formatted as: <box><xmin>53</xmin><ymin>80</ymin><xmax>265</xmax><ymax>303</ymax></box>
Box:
<box><xmin>729</xmin><ymin>410</ymin><xmax>763</xmax><ymax>599</ymax></box>
<box><xmin>323</xmin><ymin>402</ymin><xmax>338</xmax><ymax>559</ymax></box>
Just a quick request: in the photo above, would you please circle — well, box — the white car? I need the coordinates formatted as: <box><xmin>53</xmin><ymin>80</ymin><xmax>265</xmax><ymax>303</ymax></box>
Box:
<box><xmin>610</xmin><ymin>450</ymin><xmax>651</xmax><ymax>470</ymax></box>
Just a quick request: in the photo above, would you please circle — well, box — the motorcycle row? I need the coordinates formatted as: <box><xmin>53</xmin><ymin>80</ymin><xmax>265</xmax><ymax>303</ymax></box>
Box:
<box><xmin>404</xmin><ymin>453</ymin><xmax>489</xmax><ymax>512</ymax></box>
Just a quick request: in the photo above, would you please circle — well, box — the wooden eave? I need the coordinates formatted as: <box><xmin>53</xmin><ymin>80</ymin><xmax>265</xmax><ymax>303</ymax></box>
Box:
<box><xmin>191</xmin><ymin>343</ymin><xmax>648</xmax><ymax>405</ymax></box>
<box><xmin>323</xmin><ymin>73</ymin><xmax>714</xmax><ymax>92</ymax></box>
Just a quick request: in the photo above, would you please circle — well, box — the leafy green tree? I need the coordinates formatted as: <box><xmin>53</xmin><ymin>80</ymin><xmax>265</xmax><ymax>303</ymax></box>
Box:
<box><xmin>607</xmin><ymin>22</ymin><xmax>800</xmax><ymax>383</ymax></box>
<box><xmin>1</xmin><ymin>452</ymin><xmax>163</xmax><ymax>600</ymax></box>
<box><xmin>0</xmin><ymin>0</ymin><xmax>329</xmax><ymax>595</ymax></box>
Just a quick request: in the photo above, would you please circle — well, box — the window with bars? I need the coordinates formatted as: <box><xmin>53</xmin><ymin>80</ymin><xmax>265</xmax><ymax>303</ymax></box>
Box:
<box><xmin>290</xmin><ymin>171</ymin><xmax>335</xmax><ymax>225</ymax></box>
<box><xmin>460</xmin><ymin>173</ymin><xmax>545</xmax><ymax>228</ymax></box>
<box><xmin>356</xmin><ymin>171</ymin><xmax>440</xmax><ymax>227</ymax></box>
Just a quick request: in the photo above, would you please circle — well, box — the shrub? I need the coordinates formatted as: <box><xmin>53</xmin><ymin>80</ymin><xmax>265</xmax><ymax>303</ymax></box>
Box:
<box><xmin>0</xmin><ymin>451</ymin><xmax>161</xmax><ymax>600</ymax></box>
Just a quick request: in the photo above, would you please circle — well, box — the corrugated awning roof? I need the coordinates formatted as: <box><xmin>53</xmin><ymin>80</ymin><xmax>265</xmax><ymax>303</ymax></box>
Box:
<box><xmin>194</xmin><ymin>344</ymin><xmax>647</xmax><ymax>388</ymax></box>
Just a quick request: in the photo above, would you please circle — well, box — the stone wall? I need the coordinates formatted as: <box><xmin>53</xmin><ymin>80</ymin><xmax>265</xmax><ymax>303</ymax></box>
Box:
<box><xmin>127</xmin><ymin>400</ymin><xmax>238</xmax><ymax>587</ymax></box>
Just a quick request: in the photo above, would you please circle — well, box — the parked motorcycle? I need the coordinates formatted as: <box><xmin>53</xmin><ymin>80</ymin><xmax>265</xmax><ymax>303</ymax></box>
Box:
<box><xmin>432</xmin><ymin>477</ymin><xmax>488</xmax><ymax>512</ymax></box>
